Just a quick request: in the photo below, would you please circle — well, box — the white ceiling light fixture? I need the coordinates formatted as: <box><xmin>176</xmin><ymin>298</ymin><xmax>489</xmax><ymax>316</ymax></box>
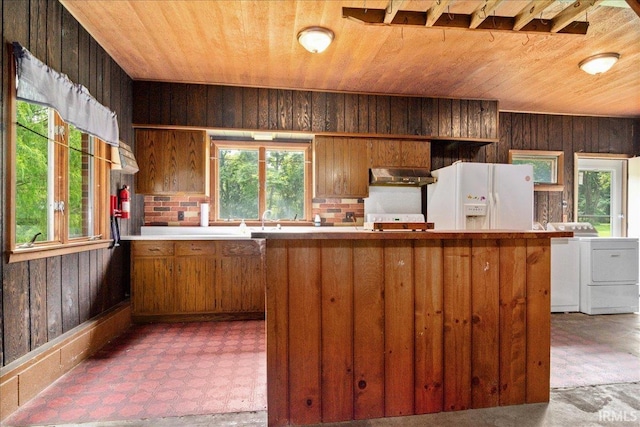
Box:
<box><xmin>578</xmin><ymin>53</ymin><xmax>620</xmax><ymax>75</ymax></box>
<box><xmin>297</xmin><ymin>26</ymin><xmax>334</xmax><ymax>53</ymax></box>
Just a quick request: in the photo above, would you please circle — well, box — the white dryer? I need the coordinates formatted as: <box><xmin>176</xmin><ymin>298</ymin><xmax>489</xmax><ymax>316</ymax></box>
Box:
<box><xmin>579</xmin><ymin>237</ymin><xmax>639</xmax><ymax>315</ymax></box>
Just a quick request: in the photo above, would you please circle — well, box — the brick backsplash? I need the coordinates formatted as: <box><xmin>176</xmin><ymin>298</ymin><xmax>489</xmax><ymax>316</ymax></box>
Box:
<box><xmin>143</xmin><ymin>196</ymin><xmax>364</xmax><ymax>226</ymax></box>
<box><xmin>144</xmin><ymin>195</ymin><xmax>209</xmax><ymax>226</ymax></box>
<box><xmin>312</xmin><ymin>198</ymin><xmax>364</xmax><ymax>226</ymax></box>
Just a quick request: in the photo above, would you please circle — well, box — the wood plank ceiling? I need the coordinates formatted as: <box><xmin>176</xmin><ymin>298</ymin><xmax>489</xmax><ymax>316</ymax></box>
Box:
<box><xmin>60</xmin><ymin>0</ymin><xmax>640</xmax><ymax>118</ymax></box>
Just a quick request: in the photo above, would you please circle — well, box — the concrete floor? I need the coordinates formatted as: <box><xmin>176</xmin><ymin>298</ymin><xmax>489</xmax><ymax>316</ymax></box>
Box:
<box><xmin>9</xmin><ymin>313</ymin><xmax>640</xmax><ymax>427</ymax></box>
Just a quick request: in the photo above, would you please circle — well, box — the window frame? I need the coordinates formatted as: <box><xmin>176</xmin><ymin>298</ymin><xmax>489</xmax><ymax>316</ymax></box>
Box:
<box><xmin>7</xmin><ymin>58</ymin><xmax>113</xmax><ymax>263</ymax></box>
<box><xmin>508</xmin><ymin>149</ymin><xmax>565</xmax><ymax>192</ymax></box>
<box><xmin>210</xmin><ymin>140</ymin><xmax>312</xmax><ymax>224</ymax></box>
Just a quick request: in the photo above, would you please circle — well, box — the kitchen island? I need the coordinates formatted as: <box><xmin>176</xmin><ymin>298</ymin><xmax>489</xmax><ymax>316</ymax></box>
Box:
<box><xmin>251</xmin><ymin>229</ymin><xmax>571</xmax><ymax>426</ymax></box>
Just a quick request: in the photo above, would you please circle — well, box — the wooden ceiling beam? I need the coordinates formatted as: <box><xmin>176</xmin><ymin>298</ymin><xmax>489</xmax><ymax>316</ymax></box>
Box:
<box><xmin>470</xmin><ymin>0</ymin><xmax>505</xmax><ymax>29</ymax></box>
<box><xmin>341</xmin><ymin>7</ymin><xmax>589</xmax><ymax>35</ymax></box>
<box><xmin>550</xmin><ymin>0</ymin><xmax>604</xmax><ymax>33</ymax></box>
<box><xmin>384</xmin><ymin>0</ymin><xmax>409</xmax><ymax>24</ymax></box>
<box><xmin>513</xmin><ymin>0</ymin><xmax>556</xmax><ymax>31</ymax></box>
<box><xmin>625</xmin><ymin>0</ymin><xmax>640</xmax><ymax>18</ymax></box>
<box><xmin>426</xmin><ymin>0</ymin><xmax>452</xmax><ymax>27</ymax></box>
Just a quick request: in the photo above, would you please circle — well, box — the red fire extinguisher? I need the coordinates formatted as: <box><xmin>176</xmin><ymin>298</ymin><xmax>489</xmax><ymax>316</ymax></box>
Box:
<box><xmin>110</xmin><ymin>185</ymin><xmax>129</xmax><ymax>249</ymax></box>
<box><xmin>119</xmin><ymin>185</ymin><xmax>130</xmax><ymax>219</ymax></box>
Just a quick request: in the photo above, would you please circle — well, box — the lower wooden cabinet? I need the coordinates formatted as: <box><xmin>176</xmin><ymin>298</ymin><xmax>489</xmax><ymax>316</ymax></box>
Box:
<box><xmin>131</xmin><ymin>240</ymin><xmax>265</xmax><ymax>321</ymax></box>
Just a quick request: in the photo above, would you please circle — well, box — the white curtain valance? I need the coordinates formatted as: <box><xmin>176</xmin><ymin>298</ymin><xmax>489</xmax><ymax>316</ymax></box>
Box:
<box><xmin>13</xmin><ymin>42</ymin><xmax>119</xmax><ymax>147</ymax></box>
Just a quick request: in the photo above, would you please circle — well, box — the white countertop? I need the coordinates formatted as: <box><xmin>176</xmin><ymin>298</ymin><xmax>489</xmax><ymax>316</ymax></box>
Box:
<box><xmin>121</xmin><ymin>225</ymin><xmax>362</xmax><ymax>240</ymax></box>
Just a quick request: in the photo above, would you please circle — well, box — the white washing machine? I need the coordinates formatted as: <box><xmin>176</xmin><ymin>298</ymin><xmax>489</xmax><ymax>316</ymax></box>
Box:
<box><xmin>550</xmin><ymin>238</ymin><xmax>581</xmax><ymax>312</ymax></box>
<box><xmin>547</xmin><ymin>223</ymin><xmax>598</xmax><ymax>313</ymax></box>
<box><xmin>579</xmin><ymin>237</ymin><xmax>639</xmax><ymax>315</ymax></box>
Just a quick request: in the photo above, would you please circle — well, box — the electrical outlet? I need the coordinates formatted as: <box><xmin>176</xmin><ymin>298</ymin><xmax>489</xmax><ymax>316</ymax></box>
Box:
<box><xmin>345</xmin><ymin>212</ymin><xmax>355</xmax><ymax>221</ymax></box>
<box><xmin>178</xmin><ymin>211</ymin><xmax>185</xmax><ymax>221</ymax></box>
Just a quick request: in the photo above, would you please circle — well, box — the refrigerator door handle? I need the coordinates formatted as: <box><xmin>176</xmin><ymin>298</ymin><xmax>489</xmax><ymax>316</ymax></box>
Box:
<box><xmin>493</xmin><ymin>192</ymin><xmax>500</xmax><ymax>229</ymax></box>
<box><xmin>487</xmin><ymin>191</ymin><xmax>495</xmax><ymax>229</ymax></box>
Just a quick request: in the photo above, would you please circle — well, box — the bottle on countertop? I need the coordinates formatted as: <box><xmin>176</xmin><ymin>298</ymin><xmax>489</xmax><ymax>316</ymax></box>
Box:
<box><xmin>314</xmin><ymin>214</ymin><xmax>321</xmax><ymax>227</ymax></box>
<box><xmin>239</xmin><ymin>219</ymin><xmax>248</xmax><ymax>234</ymax></box>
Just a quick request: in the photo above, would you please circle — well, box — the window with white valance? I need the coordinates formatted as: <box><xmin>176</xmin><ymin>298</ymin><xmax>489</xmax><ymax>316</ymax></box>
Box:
<box><xmin>8</xmin><ymin>43</ymin><xmax>115</xmax><ymax>261</ymax></box>
<box><xmin>12</xmin><ymin>42</ymin><xmax>119</xmax><ymax>146</ymax></box>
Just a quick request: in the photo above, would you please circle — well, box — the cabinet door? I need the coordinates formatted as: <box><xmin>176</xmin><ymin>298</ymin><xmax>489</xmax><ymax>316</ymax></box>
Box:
<box><xmin>131</xmin><ymin>257</ymin><xmax>175</xmax><ymax>314</ymax></box>
<box><xmin>217</xmin><ymin>241</ymin><xmax>265</xmax><ymax>312</ymax></box>
<box><xmin>370</xmin><ymin>139</ymin><xmax>402</xmax><ymax>167</ymax></box>
<box><xmin>135</xmin><ymin>129</ymin><xmax>208</xmax><ymax>195</ymax></box>
<box><xmin>400</xmin><ymin>140</ymin><xmax>431</xmax><ymax>168</ymax></box>
<box><xmin>344</xmin><ymin>138</ymin><xmax>369</xmax><ymax>197</ymax></box>
<box><xmin>174</xmin><ymin>242</ymin><xmax>217</xmax><ymax>313</ymax></box>
<box><xmin>135</xmin><ymin>129</ymin><xmax>170</xmax><ymax>194</ymax></box>
<box><xmin>370</xmin><ymin>139</ymin><xmax>431</xmax><ymax>168</ymax></box>
<box><xmin>173</xmin><ymin>130</ymin><xmax>208</xmax><ymax>194</ymax></box>
<box><xmin>315</xmin><ymin>136</ymin><xmax>369</xmax><ymax>198</ymax></box>
<box><xmin>131</xmin><ymin>241</ymin><xmax>175</xmax><ymax>314</ymax></box>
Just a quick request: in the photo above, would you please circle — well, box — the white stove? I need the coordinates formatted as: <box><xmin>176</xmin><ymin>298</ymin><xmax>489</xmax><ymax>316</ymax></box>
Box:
<box><xmin>365</xmin><ymin>213</ymin><xmax>425</xmax><ymax>223</ymax></box>
<box><xmin>363</xmin><ymin>213</ymin><xmax>429</xmax><ymax>231</ymax></box>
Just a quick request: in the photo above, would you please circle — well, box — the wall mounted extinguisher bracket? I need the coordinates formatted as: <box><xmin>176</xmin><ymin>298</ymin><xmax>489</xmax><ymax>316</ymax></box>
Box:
<box><xmin>109</xmin><ymin>185</ymin><xmax>130</xmax><ymax>249</ymax></box>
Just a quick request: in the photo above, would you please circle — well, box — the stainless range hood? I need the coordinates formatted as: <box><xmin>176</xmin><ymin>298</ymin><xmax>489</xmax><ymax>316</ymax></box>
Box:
<box><xmin>369</xmin><ymin>168</ymin><xmax>435</xmax><ymax>186</ymax></box>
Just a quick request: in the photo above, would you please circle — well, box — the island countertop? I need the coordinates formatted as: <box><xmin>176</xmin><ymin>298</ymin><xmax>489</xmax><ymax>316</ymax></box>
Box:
<box><xmin>125</xmin><ymin>226</ymin><xmax>572</xmax><ymax>240</ymax></box>
<box><xmin>251</xmin><ymin>228</ymin><xmax>572</xmax><ymax>240</ymax></box>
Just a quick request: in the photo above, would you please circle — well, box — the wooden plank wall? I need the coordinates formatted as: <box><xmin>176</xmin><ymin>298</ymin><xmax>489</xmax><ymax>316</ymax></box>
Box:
<box><xmin>132</xmin><ymin>81</ymin><xmax>499</xmax><ymax>142</ymax></box>
<box><xmin>443</xmin><ymin>112</ymin><xmax>639</xmax><ymax>226</ymax></box>
<box><xmin>132</xmin><ymin>82</ymin><xmax>639</xmax><ymax>228</ymax></box>
<box><xmin>266</xmin><ymin>237</ymin><xmax>551</xmax><ymax>426</ymax></box>
<box><xmin>1</xmin><ymin>0</ymin><xmax>135</xmax><ymax>366</ymax></box>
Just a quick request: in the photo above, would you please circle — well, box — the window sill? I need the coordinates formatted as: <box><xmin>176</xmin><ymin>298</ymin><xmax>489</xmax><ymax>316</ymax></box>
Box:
<box><xmin>7</xmin><ymin>240</ymin><xmax>115</xmax><ymax>263</ymax></box>
<box><xmin>533</xmin><ymin>184</ymin><xmax>564</xmax><ymax>192</ymax></box>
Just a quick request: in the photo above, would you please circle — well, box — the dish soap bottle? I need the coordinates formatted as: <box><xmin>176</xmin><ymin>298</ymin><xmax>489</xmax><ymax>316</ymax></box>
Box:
<box><xmin>314</xmin><ymin>214</ymin><xmax>321</xmax><ymax>227</ymax></box>
<box><xmin>239</xmin><ymin>219</ymin><xmax>248</xmax><ymax>234</ymax></box>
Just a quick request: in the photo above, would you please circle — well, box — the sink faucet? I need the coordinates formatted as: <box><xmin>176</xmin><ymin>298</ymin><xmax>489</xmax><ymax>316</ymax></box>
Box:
<box><xmin>261</xmin><ymin>210</ymin><xmax>272</xmax><ymax>230</ymax></box>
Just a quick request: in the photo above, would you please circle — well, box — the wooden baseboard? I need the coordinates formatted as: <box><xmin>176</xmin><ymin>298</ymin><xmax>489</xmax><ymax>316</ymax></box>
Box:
<box><xmin>132</xmin><ymin>311</ymin><xmax>265</xmax><ymax>324</ymax></box>
<box><xmin>0</xmin><ymin>302</ymin><xmax>132</xmax><ymax>421</ymax></box>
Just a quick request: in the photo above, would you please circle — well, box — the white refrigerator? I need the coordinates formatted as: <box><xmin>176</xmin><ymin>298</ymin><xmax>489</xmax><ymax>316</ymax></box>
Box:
<box><xmin>427</xmin><ymin>162</ymin><xmax>534</xmax><ymax>230</ymax></box>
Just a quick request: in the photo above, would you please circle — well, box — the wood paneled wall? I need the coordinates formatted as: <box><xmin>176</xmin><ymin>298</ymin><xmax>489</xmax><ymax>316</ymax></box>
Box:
<box><xmin>266</xmin><ymin>237</ymin><xmax>552</xmax><ymax>426</ymax></box>
<box><xmin>434</xmin><ymin>112</ymin><xmax>639</xmax><ymax>226</ymax></box>
<box><xmin>1</xmin><ymin>0</ymin><xmax>135</xmax><ymax>366</ymax></box>
<box><xmin>133</xmin><ymin>81</ymin><xmax>499</xmax><ymax>142</ymax></box>
<box><xmin>132</xmin><ymin>82</ymin><xmax>639</xmax><ymax>228</ymax></box>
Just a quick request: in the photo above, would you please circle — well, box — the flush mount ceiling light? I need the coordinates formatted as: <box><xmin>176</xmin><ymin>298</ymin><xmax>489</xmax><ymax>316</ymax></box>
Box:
<box><xmin>578</xmin><ymin>53</ymin><xmax>620</xmax><ymax>75</ymax></box>
<box><xmin>297</xmin><ymin>26</ymin><xmax>334</xmax><ymax>53</ymax></box>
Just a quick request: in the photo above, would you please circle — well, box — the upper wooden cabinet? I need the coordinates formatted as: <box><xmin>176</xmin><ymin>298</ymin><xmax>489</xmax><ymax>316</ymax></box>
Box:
<box><xmin>314</xmin><ymin>136</ymin><xmax>369</xmax><ymax>198</ymax></box>
<box><xmin>369</xmin><ymin>139</ymin><xmax>431</xmax><ymax>169</ymax></box>
<box><xmin>135</xmin><ymin>129</ymin><xmax>209</xmax><ymax>195</ymax></box>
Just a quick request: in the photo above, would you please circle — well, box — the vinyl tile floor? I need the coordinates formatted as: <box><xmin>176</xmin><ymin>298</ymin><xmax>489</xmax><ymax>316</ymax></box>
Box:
<box><xmin>2</xmin><ymin>320</ymin><xmax>266</xmax><ymax>426</ymax></box>
<box><xmin>2</xmin><ymin>313</ymin><xmax>639</xmax><ymax>427</ymax></box>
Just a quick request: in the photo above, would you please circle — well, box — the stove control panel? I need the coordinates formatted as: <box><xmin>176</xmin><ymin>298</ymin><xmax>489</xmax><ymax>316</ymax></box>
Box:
<box><xmin>366</xmin><ymin>213</ymin><xmax>425</xmax><ymax>223</ymax></box>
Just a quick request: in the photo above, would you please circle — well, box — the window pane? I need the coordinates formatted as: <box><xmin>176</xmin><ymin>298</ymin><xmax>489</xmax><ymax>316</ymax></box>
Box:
<box><xmin>68</xmin><ymin>126</ymin><xmax>93</xmax><ymax>238</ymax></box>
<box><xmin>512</xmin><ymin>156</ymin><xmax>557</xmax><ymax>184</ymax></box>
<box><xmin>578</xmin><ymin>170</ymin><xmax>612</xmax><ymax>236</ymax></box>
<box><xmin>218</xmin><ymin>148</ymin><xmax>259</xmax><ymax>220</ymax></box>
<box><xmin>266</xmin><ymin>150</ymin><xmax>304</xmax><ymax>220</ymax></box>
<box><xmin>15</xmin><ymin>101</ymin><xmax>51</xmax><ymax>245</ymax></box>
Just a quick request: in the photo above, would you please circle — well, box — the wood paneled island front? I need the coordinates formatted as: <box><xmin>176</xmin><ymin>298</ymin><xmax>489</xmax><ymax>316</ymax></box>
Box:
<box><xmin>251</xmin><ymin>229</ymin><xmax>571</xmax><ymax>426</ymax></box>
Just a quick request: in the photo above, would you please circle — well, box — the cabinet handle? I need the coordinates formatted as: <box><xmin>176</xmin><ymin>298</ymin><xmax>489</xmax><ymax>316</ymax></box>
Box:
<box><xmin>191</xmin><ymin>247</ymin><xmax>202</xmax><ymax>251</ymax></box>
<box><xmin>149</xmin><ymin>248</ymin><xmax>160</xmax><ymax>252</ymax></box>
